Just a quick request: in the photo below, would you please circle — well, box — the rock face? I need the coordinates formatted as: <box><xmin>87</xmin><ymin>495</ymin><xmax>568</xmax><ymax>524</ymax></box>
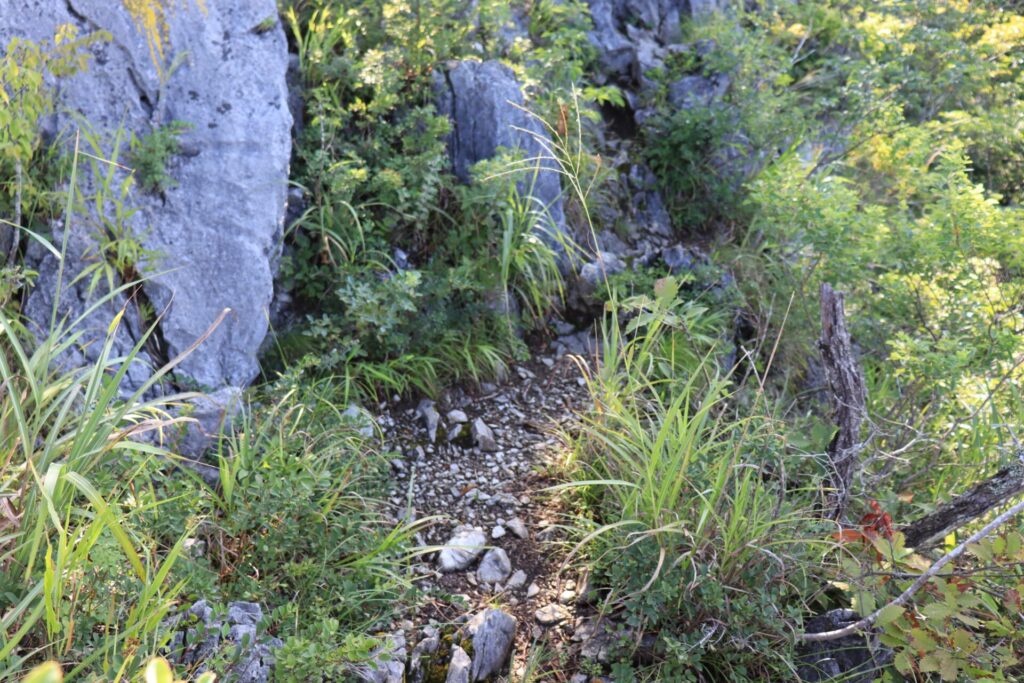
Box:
<box><xmin>434</xmin><ymin>59</ymin><xmax>566</xmax><ymax>237</ymax></box>
<box><xmin>1</xmin><ymin>0</ymin><xmax>292</xmax><ymax>392</ymax></box>
<box><xmin>586</xmin><ymin>0</ymin><xmax>721</xmax><ymax>88</ymax></box>
<box><xmin>164</xmin><ymin>600</ymin><xmax>282</xmax><ymax>683</ymax></box>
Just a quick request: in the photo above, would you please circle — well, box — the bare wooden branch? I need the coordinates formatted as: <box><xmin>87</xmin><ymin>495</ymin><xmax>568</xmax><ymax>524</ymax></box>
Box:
<box><xmin>819</xmin><ymin>283</ymin><xmax>867</xmax><ymax>521</ymax></box>
<box><xmin>901</xmin><ymin>454</ymin><xmax>1024</xmax><ymax>548</ymax></box>
<box><xmin>800</xmin><ymin>493</ymin><xmax>1024</xmax><ymax>643</ymax></box>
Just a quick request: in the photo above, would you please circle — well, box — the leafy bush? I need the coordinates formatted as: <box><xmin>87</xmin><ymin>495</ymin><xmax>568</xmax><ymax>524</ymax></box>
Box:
<box><xmin>272</xmin><ymin>0</ymin><xmax>609</xmax><ymax>398</ymax></box>
<box><xmin>643</xmin><ymin>105</ymin><xmax>741</xmax><ymax>231</ymax></box>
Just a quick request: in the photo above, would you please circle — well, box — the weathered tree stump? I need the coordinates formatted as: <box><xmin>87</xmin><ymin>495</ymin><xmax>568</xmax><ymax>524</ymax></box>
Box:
<box><xmin>819</xmin><ymin>283</ymin><xmax>867</xmax><ymax>521</ymax></box>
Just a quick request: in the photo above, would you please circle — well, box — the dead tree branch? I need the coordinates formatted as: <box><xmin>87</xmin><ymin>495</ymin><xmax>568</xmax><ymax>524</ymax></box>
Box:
<box><xmin>819</xmin><ymin>283</ymin><xmax>867</xmax><ymax>521</ymax></box>
<box><xmin>901</xmin><ymin>454</ymin><xmax>1024</xmax><ymax>548</ymax></box>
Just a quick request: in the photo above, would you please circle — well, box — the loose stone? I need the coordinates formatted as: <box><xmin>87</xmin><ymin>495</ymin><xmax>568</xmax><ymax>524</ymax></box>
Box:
<box><xmin>472</xmin><ymin>417</ymin><xmax>499</xmax><ymax>452</ymax></box>
<box><xmin>506</xmin><ymin>517</ymin><xmax>528</xmax><ymax>539</ymax></box>
<box><xmin>535</xmin><ymin>604</ymin><xmax>570</xmax><ymax>626</ymax></box>
<box><xmin>507</xmin><ymin>570</ymin><xmax>527</xmax><ymax>589</ymax></box>
<box><xmin>446</xmin><ymin>646</ymin><xmax>472</xmax><ymax>683</ymax></box>
<box><xmin>438</xmin><ymin>526</ymin><xmax>487</xmax><ymax>572</ymax></box>
<box><xmin>464</xmin><ymin>608</ymin><xmax>517</xmax><ymax>680</ymax></box>
<box><xmin>477</xmin><ymin>548</ymin><xmax>512</xmax><ymax>584</ymax></box>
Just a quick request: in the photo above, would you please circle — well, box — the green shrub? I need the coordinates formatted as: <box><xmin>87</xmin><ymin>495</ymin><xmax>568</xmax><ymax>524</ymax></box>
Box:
<box><xmin>129</xmin><ymin>121</ymin><xmax>191</xmax><ymax>194</ymax></box>
<box><xmin>274</xmin><ymin>0</ymin><xmax>607</xmax><ymax>398</ymax></box>
<box><xmin>643</xmin><ymin>105</ymin><xmax>741</xmax><ymax>231</ymax></box>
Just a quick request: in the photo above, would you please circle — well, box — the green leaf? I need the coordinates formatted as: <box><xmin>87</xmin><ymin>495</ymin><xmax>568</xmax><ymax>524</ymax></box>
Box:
<box><xmin>939</xmin><ymin>653</ymin><xmax>959</xmax><ymax>682</ymax></box>
<box><xmin>920</xmin><ymin>654</ymin><xmax>941</xmax><ymax>673</ymax></box>
<box><xmin>876</xmin><ymin>603</ymin><xmax>905</xmax><ymax>627</ymax></box>
<box><xmin>921</xmin><ymin>602</ymin><xmax>954</xmax><ymax>621</ymax></box>
<box><xmin>144</xmin><ymin>658</ymin><xmax>175</xmax><ymax>683</ymax></box>
<box><xmin>911</xmin><ymin>627</ymin><xmax>938</xmax><ymax>651</ymax></box>
<box><xmin>951</xmin><ymin>628</ymin><xmax>976</xmax><ymax>653</ymax></box>
<box><xmin>893</xmin><ymin>651</ymin><xmax>913</xmax><ymax>675</ymax></box>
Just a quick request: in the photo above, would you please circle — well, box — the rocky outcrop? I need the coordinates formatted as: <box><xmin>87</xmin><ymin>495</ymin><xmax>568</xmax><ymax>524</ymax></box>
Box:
<box><xmin>587</xmin><ymin>0</ymin><xmax>683</xmax><ymax>88</ymax></box>
<box><xmin>1</xmin><ymin>0</ymin><xmax>292</xmax><ymax>393</ymax></box>
<box><xmin>433</xmin><ymin>59</ymin><xmax>566</xmax><ymax>239</ymax></box>
<box><xmin>586</xmin><ymin>0</ymin><xmax>726</xmax><ymax>90</ymax></box>
<box><xmin>163</xmin><ymin>600</ymin><xmax>282</xmax><ymax>683</ymax></box>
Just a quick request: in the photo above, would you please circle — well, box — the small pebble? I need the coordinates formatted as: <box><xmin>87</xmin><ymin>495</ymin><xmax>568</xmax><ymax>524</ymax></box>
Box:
<box><xmin>507</xmin><ymin>570</ymin><xmax>527</xmax><ymax>589</ymax></box>
<box><xmin>535</xmin><ymin>604</ymin><xmax>570</xmax><ymax>626</ymax></box>
<box><xmin>506</xmin><ymin>517</ymin><xmax>528</xmax><ymax>539</ymax></box>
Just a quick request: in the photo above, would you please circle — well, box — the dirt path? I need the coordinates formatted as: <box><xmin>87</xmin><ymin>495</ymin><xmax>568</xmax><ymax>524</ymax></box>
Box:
<box><xmin>378</xmin><ymin>352</ymin><xmax>600</xmax><ymax>681</ymax></box>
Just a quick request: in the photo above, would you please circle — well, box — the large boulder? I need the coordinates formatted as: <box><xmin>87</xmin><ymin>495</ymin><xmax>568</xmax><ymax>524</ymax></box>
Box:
<box><xmin>433</xmin><ymin>59</ymin><xmax>566</xmax><ymax>239</ymax></box>
<box><xmin>1</xmin><ymin>0</ymin><xmax>292</xmax><ymax>393</ymax></box>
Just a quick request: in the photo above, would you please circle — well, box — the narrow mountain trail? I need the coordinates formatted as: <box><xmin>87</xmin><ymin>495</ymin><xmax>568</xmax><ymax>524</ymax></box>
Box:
<box><xmin>377</xmin><ymin>350</ymin><xmax>608</xmax><ymax>682</ymax></box>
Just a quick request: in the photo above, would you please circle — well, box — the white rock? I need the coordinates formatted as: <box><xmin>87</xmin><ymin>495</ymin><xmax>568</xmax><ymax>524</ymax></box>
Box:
<box><xmin>438</xmin><ymin>526</ymin><xmax>487</xmax><ymax>572</ymax></box>
<box><xmin>446</xmin><ymin>646</ymin><xmax>472</xmax><ymax>683</ymax></box>
<box><xmin>506</xmin><ymin>517</ymin><xmax>528</xmax><ymax>539</ymax></box>
<box><xmin>417</xmin><ymin>399</ymin><xmax>441</xmax><ymax>442</ymax></box>
<box><xmin>472</xmin><ymin>417</ymin><xmax>499</xmax><ymax>452</ymax></box>
<box><xmin>491</xmin><ymin>525</ymin><xmax>506</xmax><ymax>539</ymax></box>
<box><xmin>477</xmin><ymin>548</ymin><xmax>512</xmax><ymax>584</ymax></box>
<box><xmin>447</xmin><ymin>409</ymin><xmax>469</xmax><ymax>423</ymax></box>
<box><xmin>463</xmin><ymin>608</ymin><xmax>517</xmax><ymax>680</ymax></box>
<box><xmin>526</xmin><ymin>583</ymin><xmax>540</xmax><ymax>599</ymax></box>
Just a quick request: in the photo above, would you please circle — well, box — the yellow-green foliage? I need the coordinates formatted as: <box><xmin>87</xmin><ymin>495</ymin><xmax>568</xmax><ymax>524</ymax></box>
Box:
<box><xmin>21</xmin><ymin>657</ymin><xmax>216</xmax><ymax>682</ymax></box>
<box><xmin>122</xmin><ymin>0</ymin><xmax>207</xmax><ymax>73</ymax></box>
<box><xmin>0</xmin><ymin>25</ymin><xmax>102</xmax><ymax>175</ymax></box>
